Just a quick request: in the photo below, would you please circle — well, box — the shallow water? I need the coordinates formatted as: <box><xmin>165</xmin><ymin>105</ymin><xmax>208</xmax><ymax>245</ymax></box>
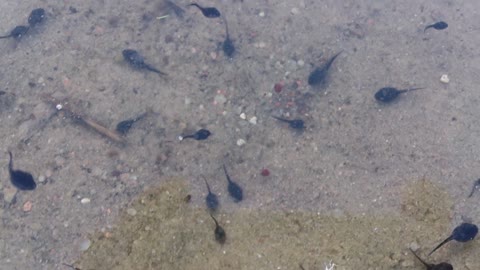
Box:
<box><xmin>0</xmin><ymin>1</ymin><xmax>479</xmax><ymax>269</ymax></box>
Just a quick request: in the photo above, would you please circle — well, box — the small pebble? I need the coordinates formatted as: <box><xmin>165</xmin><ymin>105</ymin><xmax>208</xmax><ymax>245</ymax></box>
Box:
<box><xmin>23</xmin><ymin>201</ymin><xmax>33</xmax><ymax>212</ymax></box>
<box><xmin>127</xmin><ymin>208</ymin><xmax>137</xmax><ymax>216</ymax></box>
<box><xmin>3</xmin><ymin>187</ymin><xmax>17</xmax><ymax>204</ymax></box>
<box><xmin>38</xmin><ymin>175</ymin><xmax>46</xmax><ymax>183</ymax></box>
<box><xmin>259</xmin><ymin>11</ymin><xmax>265</xmax><ymax>17</ymax></box>
<box><xmin>261</xmin><ymin>168</ymin><xmax>270</xmax><ymax>176</ymax></box>
<box><xmin>80</xmin><ymin>198</ymin><xmax>91</xmax><ymax>204</ymax></box>
<box><xmin>240</xmin><ymin>113</ymin><xmax>246</xmax><ymax>120</ymax></box>
<box><xmin>237</xmin><ymin>139</ymin><xmax>246</xmax><ymax>146</ymax></box>
<box><xmin>214</xmin><ymin>94</ymin><xmax>227</xmax><ymax>105</ymax></box>
<box><xmin>291</xmin><ymin>8</ymin><xmax>299</xmax><ymax>15</ymax></box>
<box><xmin>409</xmin><ymin>241</ymin><xmax>420</xmax><ymax>252</ymax></box>
<box><xmin>249</xmin><ymin>116</ymin><xmax>257</xmax><ymax>125</ymax></box>
<box><xmin>274</xmin><ymin>83</ymin><xmax>283</xmax><ymax>93</ymax></box>
<box><xmin>440</xmin><ymin>74</ymin><xmax>450</xmax><ymax>84</ymax></box>
<box><xmin>210</xmin><ymin>51</ymin><xmax>217</xmax><ymax>60</ymax></box>
<box><xmin>297</xmin><ymin>60</ymin><xmax>305</xmax><ymax>66</ymax></box>
<box><xmin>79</xmin><ymin>239</ymin><xmax>91</xmax><ymax>251</ymax></box>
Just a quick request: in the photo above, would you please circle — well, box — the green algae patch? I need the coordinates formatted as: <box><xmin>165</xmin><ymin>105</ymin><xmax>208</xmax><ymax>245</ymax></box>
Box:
<box><xmin>77</xmin><ymin>178</ymin><xmax>456</xmax><ymax>270</ymax></box>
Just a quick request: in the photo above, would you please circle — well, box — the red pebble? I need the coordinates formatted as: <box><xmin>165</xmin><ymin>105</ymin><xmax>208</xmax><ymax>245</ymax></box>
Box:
<box><xmin>274</xmin><ymin>83</ymin><xmax>283</xmax><ymax>93</ymax></box>
<box><xmin>261</xmin><ymin>168</ymin><xmax>270</xmax><ymax>176</ymax></box>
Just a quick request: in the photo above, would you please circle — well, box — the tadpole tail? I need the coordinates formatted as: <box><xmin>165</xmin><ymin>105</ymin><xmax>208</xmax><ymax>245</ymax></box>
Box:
<box><xmin>201</xmin><ymin>175</ymin><xmax>211</xmax><ymax>192</ymax></box>
<box><xmin>210</xmin><ymin>214</ymin><xmax>219</xmax><ymax>226</ymax></box>
<box><xmin>222</xmin><ymin>164</ymin><xmax>231</xmax><ymax>183</ymax></box>
<box><xmin>7</xmin><ymin>151</ymin><xmax>13</xmax><ymax>171</ymax></box>
<box><xmin>428</xmin><ymin>236</ymin><xmax>453</xmax><ymax>256</ymax></box>
<box><xmin>468</xmin><ymin>179</ymin><xmax>480</xmax><ymax>198</ymax></box>
<box><xmin>469</xmin><ymin>185</ymin><xmax>476</xmax><ymax>198</ymax></box>
<box><xmin>408</xmin><ymin>87</ymin><xmax>425</xmax><ymax>92</ymax></box>
<box><xmin>145</xmin><ymin>65</ymin><xmax>167</xmax><ymax>76</ymax></box>
<box><xmin>272</xmin><ymin>116</ymin><xmax>289</xmax><ymax>123</ymax></box>
<box><xmin>409</xmin><ymin>248</ymin><xmax>429</xmax><ymax>267</ymax></box>
<box><xmin>187</xmin><ymin>3</ymin><xmax>200</xmax><ymax>9</ymax></box>
<box><xmin>325</xmin><ymin>51</ymin><xmax>343</xmax><ymax>69</ymax></box>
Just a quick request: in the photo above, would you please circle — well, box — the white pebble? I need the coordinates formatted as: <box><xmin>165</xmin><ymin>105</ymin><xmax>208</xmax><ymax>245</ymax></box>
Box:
<box><xmin>55</xmin><ymin>104</ymin><xmax>63</xmax><ymax>110</ymax></box>
<box><xmin>291</xmin><ymin>8</ymin><xmax>299</xmax><ymax>15</ymax></box>
<box><xmin>239</xmin><ymin>113</ymin><xmax>246</xmax><ymax>120</ymax></box>
<box><xmin>249</xmin><ymin>116</ymin><xmax>257</xmax><ymax>125</ymax></box>
<box><xmin>127</xmin><ymin>208</ymin><xmax>137</xmax><ymax>216</ymax></box>
<box><xmin>79</xmin><ymin>239</ymin><xmax>91</xmax><ymax>251</ymax></box>
<box><xmin>236</xmin><ymin>139</ymin><xmax>246</xmax><ymax>146</ymax></box>
<box><xmin>213</xmin><ymin>94</ymin><xmax>227</xmax><ymax>105</ymax></box>
<box><xmin>38</xmin><ymin>175</ymin><xmax>46</xmax><ymax>183</ymax></box>
<box><xmin>297</xmin><ymin>60</ymin><xmax>305</xmax><ymax>67</ymax></box>
<box><xmin>440</xmin><ymin>74</ymin><xmax>449</xmax><ymax>84</ymax></box>
<box><xmin>259</xmin><ymin>11</ymin><xmax>265</xmax><ymax>17</ymax></box>
<box><xmin>80</xmin><ymin>198</ymin><xmax>91</xmax><ymax>204</ymax></box>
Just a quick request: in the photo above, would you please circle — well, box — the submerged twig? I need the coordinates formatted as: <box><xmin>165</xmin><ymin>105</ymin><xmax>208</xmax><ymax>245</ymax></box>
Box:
<box><xmin>41</xmin><ymin>94</ymin><xmax>126</xmax><ymax>144</ymax></box>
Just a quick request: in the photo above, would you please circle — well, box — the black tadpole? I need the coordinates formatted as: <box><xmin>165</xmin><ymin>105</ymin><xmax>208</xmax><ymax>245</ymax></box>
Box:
<box><xmin>429</xmin><ymin>223</ymin><xmax>478</xmax><ymax>256</ymax></box>
<box><xmin>0</xmin><ymin>25</ymin><xmax>29</xmax><ymax>39</ymax></box>
<box><xmin>307</xmin><ymin>51</ymin><xmax>342</xmax><ymax>86</ymax></box>
<box><xmin>222</xmin><ymin>17</ymin><xmax>235</xmax><ymax>58</ymax></box>
<box><xmin>424</xmin><ymin>21</ymin><xmax>448</xmax><ymax>32</ymax></box>
<box><xmin>115</xmin><ymin>113</ymin><xmax>147</xmax><ymax>135</ymax></box>
<box><xmin>179</xmin><ymin>129</ymin><xmax>211</xmax><ymax>141</ymax></box>
<box><xmin>202</xmin><ymin>175</ymin><xmax>219</xmax><ymax>212</ymax></box>
<box><xmin>223</xmin><ymin>164</ymin><xmax>243</xmax><ymax>202</ymax></box>
<box><xmin>122</xmin><ymin>49</ymin><xmax>167</xmax><ymax>76</ymax></box>
<box><xmin>28</xmin><ymin>8</ymin><xmax>46</xmax><ymax>27</ymax></box>
<box><xmin>374</xmin><ymin>87</ymin><xmax>424</xmax><ymax>103</ymax></box>
<box><xmin>272</xmin><ymin>116</ymin><xmax>305</xmax><ymax>130</ymax></box>
<box><xmin>8</xmin><ymin>151</ymin><xmax>36</xmax><ymax>190</ymax></box>
<box><xmin>409</xmin><ymin>249</ymin><xmax>453</xmax><ymax>270</ymax></box>
<box><xmin>210</xmin><ymin>214</ymin><xmax>226</xmax><ymax>244</ymax></box>
<box><xmin>188</xmin><ymin>3</ymin><xmax>221</xmax><ymax>18</ymax></box>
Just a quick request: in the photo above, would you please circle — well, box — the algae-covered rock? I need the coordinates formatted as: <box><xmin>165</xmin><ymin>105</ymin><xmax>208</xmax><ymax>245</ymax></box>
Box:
<box><xmin>77</xmin><ymin>178</ymin><xmax>458</xmax><ymax>270</ymax></box>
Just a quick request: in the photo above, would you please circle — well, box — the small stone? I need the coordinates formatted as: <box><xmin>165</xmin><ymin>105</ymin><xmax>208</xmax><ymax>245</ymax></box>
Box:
<box><xmin>79</xmin><ymin>239</ymin><xmax>91</xmax><ymax>251</ymax></box>
<box><xmin>291</xmin><ymin>8</ymin><xmax>299</xmax><ymax>15</ymax></box>
<box><xmin>297</xmin><ymin>60</ymin><xmax>305</xmax><ymax>67</ymax></box>
<box><xmin>45</xmin><ymin>169</ymin><xmax>53</xmax><ymax>178</ymax></box>
<box><xmin>210</xmin><ymin>51</ymin><xmax>217</xmax><ymax>60</ymax></box>
<box><xmin>38</xmin><ymin>175</ymin><xmax>46</xmax><ymax>183</ymax></box>
<box><xmin>127</xmin><ymin>208</ymin><xmax>137</xmax><ymax>216</ymax></box>
<box><xmin>259</xmin><ymin>11</ymin><xmax>265</xmax><ymax>17</ymax></box>
<box><xmin>240</xmin><ymin>113</ymin><xmax>246</xmax><ymax>120</ymax></box>
<box><xmin>80</xmin><ymin>198</ymin><xmax>91</xmax><ymax>204</ymax></box>
<box><xmin>274</xmin><ymin>83</ymin><xmax>283</xmax><ymax>93</ymax></box>
<box><xmin>249</xmin><ymin>116</ymin><xmax>257</xmax><ymax>125</ymax></box>
<box><xmin>23</xmin><ymin>201</ymin><xmax>33</xmax><ymax>212</ymax></box>
<box><xmin>236</xmin><ymin>139</ymin><xmax>246</xmax><ymax>146</ymax></box>
<box><xmin>258</xmin><ymin>42</ymin><xmax>266</xmax><ymax>48</ymax></box>
<box><xmin>409</xmin><ymin>242</ymin><xmax>420</xmax><ymax>252</ymax></box>
<box><xmin>3</xmin><ymin>187</ymin><xmax>17</xmax><ymax>204</ymax></box>
<box><xmin>213</xmin><ymin>94</ymin><xmax>227</xmax><ymax>105</ymax></box>
<box><xmin>440</xmin><ymin>74</ymin><xmax>449</xmax><ymax>84</ymax></box>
